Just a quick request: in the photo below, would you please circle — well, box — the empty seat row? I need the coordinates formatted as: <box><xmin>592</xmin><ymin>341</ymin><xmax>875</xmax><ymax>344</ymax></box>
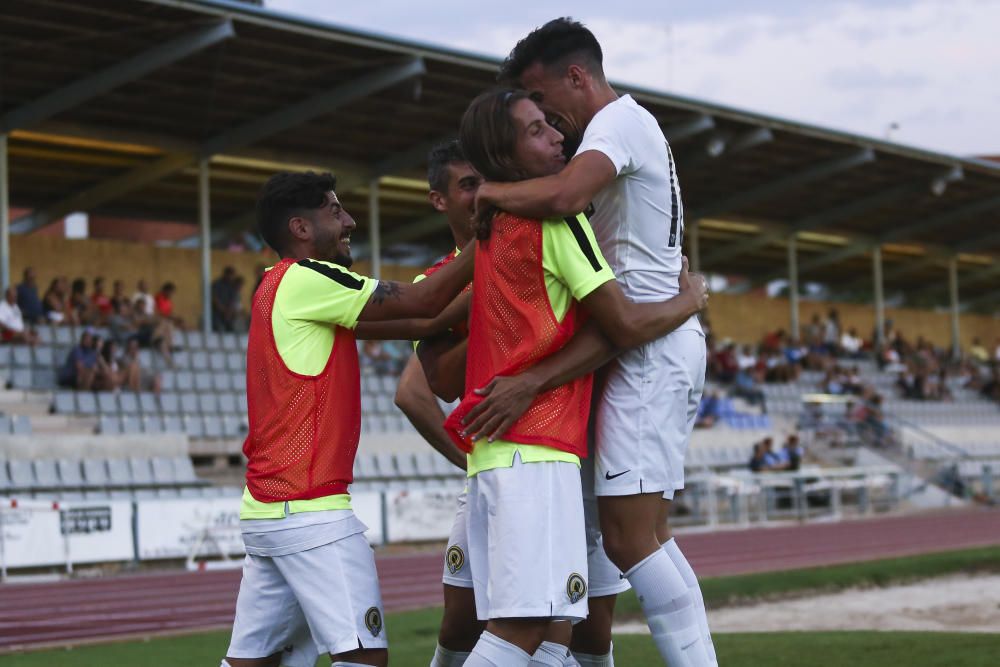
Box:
<box><xmin>161</xmin><ymin>371</ymin><xmax>246</xmax><ymax>392</ymax></box>
<box><xmin>164</xmin><ymin>350</ymin><xmax>245</xmax><ymax>372</ymax></box>
<box><xmin>22</xmin><ymin>485</ymin><xmax>243</xmax><ymax>501</ymax></box>
<box><xmin>0</xmin><ymin>456</ymin><xmax>207</xmax><ymax>494</ymax></box>
<box><xmin>53</xmin><ymin>390</ymin><xmax>247</xmax><ymax>417</ymax></box>
<box><xmin>353</xmin><ymin>451</ymin><xmax>465</xmax><ymax>481</ymax></box>
<box><xmin>98</xmin><ymin>414</ymin><xmax>247</xmax><ymax>439</ymax></box>
<box><xmin>0</xmin><ymin>414</ymin><xmax>31</xmax><ymax>435</ymax></box>
<box><xmin>30</xmin><ymin>325</ymin><xmax>247</xmax><ymax>351</ymax></box>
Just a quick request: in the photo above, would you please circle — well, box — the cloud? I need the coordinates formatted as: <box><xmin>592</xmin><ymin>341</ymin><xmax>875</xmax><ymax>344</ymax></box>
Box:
<box><xmin>267</xmin><ymin>0</ymin><xmax>1000</xmax><ymax>155</ymax></box>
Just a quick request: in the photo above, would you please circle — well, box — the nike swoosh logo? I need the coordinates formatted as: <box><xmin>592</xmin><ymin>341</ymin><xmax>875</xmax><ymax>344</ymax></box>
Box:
<box><xmin>605</xmin><ymin>470</ymin><xmax>630</xmax><ymax>480</ymax></box>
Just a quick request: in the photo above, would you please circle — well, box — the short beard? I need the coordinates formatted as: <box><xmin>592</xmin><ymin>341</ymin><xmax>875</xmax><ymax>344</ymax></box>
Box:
<box><xmin>331</xmin><ymin>251</ymin><xmax>353</xmax><ymax>268</ymax></box>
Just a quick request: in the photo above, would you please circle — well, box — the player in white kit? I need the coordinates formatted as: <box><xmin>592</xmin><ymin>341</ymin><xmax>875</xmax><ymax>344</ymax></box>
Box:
<box><xmin>468</xmin><ymin>18</ymin><xmax>716</xmax><ymax>667</ymax></box>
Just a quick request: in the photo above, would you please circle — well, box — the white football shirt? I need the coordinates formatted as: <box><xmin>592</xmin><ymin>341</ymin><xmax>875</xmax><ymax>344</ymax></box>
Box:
<box><xmin>575</xmin><ymin>94</ymin><xmax>701</xmax><ymax>333</ymax></box>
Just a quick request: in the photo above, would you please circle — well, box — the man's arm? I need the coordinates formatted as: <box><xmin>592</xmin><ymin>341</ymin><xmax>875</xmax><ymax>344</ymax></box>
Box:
<box><xmin>476</xmin><ymin>151</ymin><xmax>616</xmax><ymax>220</ymax></box>
<box><xmin>416</xmin><ymin>333</ymin><xmax>468</xmax><ymax>402</ymax></box>
<box><xmin>354</xmin><ymin>292</ymin><xmax>470</xmax><ymax>341</ymax></box>
<box><xmin>394</xmin><ymin>355</ymin><xmax>466</xmax><ymax>470</ymax></box>
<box><xmin>356</xmin><ymin>240</ymin><xmax>474</xmax><ymax>322</ymax></box>
<box><xmin>460</xmin><ymin>262</ymin><xmax>708</xmax><ymax>441</ymax></box>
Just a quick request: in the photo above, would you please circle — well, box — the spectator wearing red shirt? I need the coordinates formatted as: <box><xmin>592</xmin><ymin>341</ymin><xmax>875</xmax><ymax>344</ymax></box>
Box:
<box><xmin>91</xmin><ymin>277</ymin><xmax>113</xmax><ymax>321</ymax></box>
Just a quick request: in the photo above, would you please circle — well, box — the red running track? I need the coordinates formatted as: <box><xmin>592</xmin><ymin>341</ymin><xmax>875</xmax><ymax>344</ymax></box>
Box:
<box><xmin>1</xmin><ymin>508</ymin><xmax>997</xmax><ymax>652</ymax></box>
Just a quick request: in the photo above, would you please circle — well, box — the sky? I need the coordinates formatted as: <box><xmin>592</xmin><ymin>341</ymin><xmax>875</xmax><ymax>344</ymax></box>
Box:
<box><xmin>266</xmin><ymin>0</ymin><xmax>999</xmax><ymax>156</ymax></box>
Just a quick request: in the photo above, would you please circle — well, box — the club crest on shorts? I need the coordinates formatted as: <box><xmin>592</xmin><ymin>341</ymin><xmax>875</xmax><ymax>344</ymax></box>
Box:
<box><xmin>446</xmin><ymin>545</ymin><xmax>465</xmax><ymax>574</ymax></box>
<box><xmin>566</xmin><ymin>573</ymin><xmax>587</xmax><ymax>603</ymax></box>
<box><xmin>364</xmin><ymin>606</ymin><xmax>383</xmax><ymax>637</ymax></box>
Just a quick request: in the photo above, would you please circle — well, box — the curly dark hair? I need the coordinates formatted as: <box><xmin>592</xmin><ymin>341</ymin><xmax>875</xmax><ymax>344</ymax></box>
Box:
<box><xmin>498</xmin><ymin>17</ymin><xmax>604</xmax><ymax>85</ymax></box>
<box><xmin>255</xmin><ymin>171</ymin><xmax>336</xmax><ymax>254</ymax></box>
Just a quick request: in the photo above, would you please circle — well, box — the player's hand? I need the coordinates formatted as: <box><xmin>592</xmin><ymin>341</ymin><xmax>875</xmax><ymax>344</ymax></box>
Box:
<box><xmin>460</xmin><ymin>373</ymin><xmax>542</xmax><ymax>442</ymax></box>
<box><xmin>473</xmin><ymin>182</ymin><xmax>497</xmax><ymax>218</ymax></box>
<box><xmin>679</xmin><ymin>256</ymin><xmax>709</xmax><ymax>312</ymax></box>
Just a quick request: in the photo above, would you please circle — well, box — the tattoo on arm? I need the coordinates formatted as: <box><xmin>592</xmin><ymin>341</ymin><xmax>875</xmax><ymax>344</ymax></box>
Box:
<box><xmin>371</xmin><ymin>281</ymin><xmax>402</xmax><ymax>305</ymax></box>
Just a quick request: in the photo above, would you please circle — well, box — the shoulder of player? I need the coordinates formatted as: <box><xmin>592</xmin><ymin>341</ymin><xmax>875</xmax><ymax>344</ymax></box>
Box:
<box><xmin>285</xmin><ymin>258</ymin><xmax>370</xmax><ymax>290</ymax></box>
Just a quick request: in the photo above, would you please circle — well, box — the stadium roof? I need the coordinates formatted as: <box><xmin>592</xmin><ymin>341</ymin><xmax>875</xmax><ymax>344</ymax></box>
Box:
<box><xmin>3</xmin><ymin>0</ymin><xmax>1000</xmax><ymax>305</ymax></box>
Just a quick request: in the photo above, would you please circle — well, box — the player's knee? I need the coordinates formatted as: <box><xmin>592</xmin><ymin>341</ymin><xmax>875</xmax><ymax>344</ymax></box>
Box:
<box><xmin>438</xmin><ymin>612</ymin><xmax>484</xmax><ymax>651</ymax></box>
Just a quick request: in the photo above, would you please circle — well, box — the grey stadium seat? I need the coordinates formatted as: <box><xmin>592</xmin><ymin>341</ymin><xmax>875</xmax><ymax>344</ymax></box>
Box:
<box><xmin>212</xmin><ymin>372</ymin><xmax>232</xmax><ymax>392</ymax></box>
<box><xmin>77</xmin><ymin>392</ymin><xmax>98</xmax><ymax>415</ymax></box>
<box><xmin>199</xmin><ymin>394</ymin><xmax>219</xmax><ymax>415</ymax></box>
<box><xmin>176</xmin><ymin>371</ymin><xmax>195</xmax><ymax>392</ymax></box>
<box><xmin>57</xmin><ymin>459</ymin><xmax>85</xmax><ymax>488</ymax></box>
<box><xmin>9</xmin><ymin>369</ymin><xmax>32</xmax><ymax>390</ymax></box>
<box><xmin>33</xmin><ymin>460</ymin><xmax>60</xmax><ymax>489</ymax></box>
<box><xmin>82</xmin><ymin>459</ymin><xmax>110</xmax><ymax>487</ymax></box>
<box><xmin>203</xmin><ymin>416</ymin><xmax>223</xmax><ymax>439</ymax></box>
<box><xmin>8</xmin><ymin>460</ymin><xmax>35</xmax><ymax>490</ymax></box>
<box><xmin>106</xmin><ymin>459</ymin><xmax>133</xmax><ymax>487</ymax></box>
<box><xmin>138</xmin><ymin>392</ymin><xmax>159</xmax><ymax>414</ymax></box>
<box><xmin>97</xmin><ymin>393</ymin><xmax>118</xmax><ymax>414</ymax></box>
<box><xmin>160</xmin><ymin>392</ymin><xmax>181</xmax><ymax>414</ymax></box>
<box><xmin>54</xmin><ymin>327</ymin><xmax>74</xmax><ymax>345</ymax></box>
<box><xmin>186</xmin><ymin>331</ymin><xmax>205</xmax><ymax>349</ymax></box>
<box><xmin>143</xmin><ymin>416</ymin><xmax>164</xmax><ymax>434</ymax></box>
<box><xmin>179</xmin><ymin>486</ymin><xmax>203</xmax><ymax>498</ymax></box>
<box><xmin>12</xmin><ymin>346</ymin><xmax>32</xmax><ymax>368</ymax></box>
<box><xmin>222</xmin><ymin>416</ymin><xmax>242</xmax><ymax>439</ymax></box>
<box><xmin>12</xmin><ymin>415</ymin><xmax>31</xmax><ymax>436</ymax></box>
<box><xmin>218</xmin><ymin>393</ymin><xmax>238</xmax><ymax>415</ymax></box>
<box><xmin>185</xmin><ymin>416</ymin><xmax>205</xmax><ymax>438</ymax></box>
<box><xmin>204</xmin><ymin>333</ymin><xmax>222</xmax><ymax>350</ymax></box>
<box><xmin>129</xmin><ymin>458</ymin><xmax>154</xmax><ymax>487</ymax></box>
<box><xmin>171</xmin><ymin>456</ymin><xmax>199</xmax><ymax>484</ymax></box>
<box><xmin>162</xmin><ymin>415</ymin><xmax>184</xmax><ymax>434</ymax></box>
<box><xmin>209</xmin><ymin>352</ymin><xmax>227</xmax><ymax>371</ymax></box>
<box><xmin>191</xmin><ymin>351</ymin><xmax>209</xmax><ymax>369</ymax></box>
<box><xmin>195</xmin><ymin>372</ymin><xmax>213</xmax><ymax>392</ymax></box>
<box><xmin>226</xmin><ymin>352</ymin><xmax>244</xmax><ymax>371</ymax></box>
<box><xmin>180</xmin><ymin>393</ymin><xmax>200</xmax><ymax>414</ymax></box>
<box><xmin>150</xmin><ymin>457</ymin><xmax>177</xmax><ymax>485</ymax></box>
<box><xmin>98</xmin><ymin>415</ymin><xmax>120</xmax><ymax>435</ymax></box>
<box><xmin>33</xmin><ymin>346</ymin><xmax>55</xmax><ymax>367</ymax></box>
<box><xmin>119</xmin><ymin>393</ymin><xmax>140</xmax><ymax>414</ymax></box>
<box><xmin>374</xmin><ymin>452</ymin><xmax>399</xmax><ymax>478</ymax></box>
<box><xmin>120</xmin><ymin>416</ymin><xmax>142</xmax><ymax>435</ymax></box>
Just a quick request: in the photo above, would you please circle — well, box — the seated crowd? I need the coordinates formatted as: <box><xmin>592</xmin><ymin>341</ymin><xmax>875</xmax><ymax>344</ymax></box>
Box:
<box><xmin>747</xmin><ymin>434</ymin><xmax>804</xmax><ymax>473</ymax></box>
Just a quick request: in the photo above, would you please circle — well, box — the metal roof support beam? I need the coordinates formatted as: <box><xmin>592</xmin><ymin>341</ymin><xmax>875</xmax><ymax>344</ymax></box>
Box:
<box><xmin>689</xmin><ymin>148</ymin><xmax>876</xmax><ymax>220</ymax></box>
<box><xmin>201</xmin><ymin>58</ymin><xmax>425</xmax><ymax>157</ymax></box>
<box><xmin>198</xmin><ymin>160</ymin><xmax>212</xmax><ymax>336</ymax></box>
<box><xmin>663</xmin><ymin>115</ymin><xmax>715</xmax><ymax>142</ymax></box>
<box><xmin>336</xmin><ymin>132</ymin><xmax>451</xmax><ymax>194</ymax></box>
<box><xmin>0</xmin><ymin>21</ymin><xmax>236</xmax><ymax>133</ymax></box>
<box><xmin>681</xmin><ymin>127</ymin><xmax>773</xmax><ymax>172</ymax></box>
<box><xmin>703</xmin><ymin>181</ymin><xmax>912</xmax><ymax>266</ymax></box>
<box><xmin>11</xmin><ymin>58</ymin><xmax>426</xmax><ymax>234</ymax></box>
<box><xmin>788</xmin><ymin>235</ymin><xmax>800</xmax><ymax>342</ymax></box>
<box><xmin>0</xmin><ymin>136</ymin><xmax>9</xmax><ymax>289</ymax></box>
<box><xmin>948</xmin><ymin>258</ymin><xmax>960</xmax><ymax>359</ymax></box>
<box><xmin>688</xmin><ymin>221</ymin><xmax>701</xmax><ymax>273</ymax></box>
<box><xmin>353</xmin><ymin>214</ymin><xmax>446</xmax><ymax>257</ymax></box>
<box><xmin>369</xmin><ymin>179</ymin><xmax>382</xmax><ymax>279</ymax></box>
<box><xmin>873</xmin><ymin>246</ymin><xmax>885</xmax><ymax>348</ymax></box>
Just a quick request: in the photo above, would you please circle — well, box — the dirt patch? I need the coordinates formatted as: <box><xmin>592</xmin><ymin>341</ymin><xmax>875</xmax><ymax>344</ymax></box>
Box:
<box><xmin>615</xmin><ymin>574</ymin><xmax>1000</xmax><ymax>634</ymax></box>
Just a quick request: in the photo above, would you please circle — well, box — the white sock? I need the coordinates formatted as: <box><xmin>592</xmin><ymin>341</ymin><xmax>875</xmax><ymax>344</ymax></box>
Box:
<box><xmin>431</xmin><ymin>642</ymin><xmax>471</xmax><ymax>667</ymax></box>
<box><xmin>571</xmin><ymin>643</ymin><xmax>614</xmax><ymax>666</ymax></box>
<box><xmin>220</xmin><ymin>662</ymin><xmax>232</xmax><ymax>667</ymax></box>
<box><xmin>564</xmin><ymin>651</ymin><xmax>583</xmax><ymax>667</ymax></box>
<box><xmin>529</xmin><ymin>640</ymin><xmax>569</xmax><ymax>667</ymax></box>
<box><xmin>464</xmin><ymin>630</ymin><xmax>532</xmax><ymax>667</ymax></box>
<box><xmin>624</xmin><ymin>549</ymin><xmax>711</xmax><ymax>666</ymax></box>
<box><xmin>662</xmin><ymin>538</ymin><xmax>718</xmax><ymax>666</ymax></box>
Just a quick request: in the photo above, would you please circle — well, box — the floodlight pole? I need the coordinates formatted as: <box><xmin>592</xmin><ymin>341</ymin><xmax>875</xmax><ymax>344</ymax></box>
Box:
<box><xmin>369</xmin><ymin>179</ymin><xmax>382</xmax><ymax>280</ymax></box>
<box><xmin>948</xmin><ymin>257</ymin><xmax>961</xmax><ymax>359</ymax></box>
<box><xmin>787</xmin><ymin>234</ymin><xmax>799</xmax><ymax>342</ymax></box>
<box><xmin>0</xmin><ymin>135</ymin><xmax>9</xmax><ymax>290</ymax></box>
<box><xmin>199</xmin><ymin>160</ymin><xmax>212</xmax><ymax>336</ymax></box>
<box><xmin>873</xmin><ymin>246</ymin><xmax>885</xmax><ymax>348</ymax></box>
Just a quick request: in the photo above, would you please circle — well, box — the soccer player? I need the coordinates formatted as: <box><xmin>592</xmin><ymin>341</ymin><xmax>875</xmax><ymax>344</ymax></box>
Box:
<box><xmin>223</xmin><ymin>171</ymin><xmax>473</xmax><ymax>667</ymax></box>
<box><xmin>440</xmin><ymin>89</ymin><xmax>707</xmax><ymax>667</ymax></box>
<box><xmin>392</xmin><ymin>140</ymin><xmax>488</xmax><ymax>666</ymax></box>
<box><xmin>470</xmin><ymin>18</ymin><xmax>717</xmax><ymax>666</ymax></box>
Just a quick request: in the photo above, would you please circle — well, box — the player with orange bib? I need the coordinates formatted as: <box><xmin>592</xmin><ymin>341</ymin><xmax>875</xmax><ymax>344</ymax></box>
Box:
<box><xmin>223</xmin><ymin>171</ymin><xmax>472</xmax><ymax>667</ymax></box>
<box><xmin>435</xmin><ymin>89</ymin><xmax>707</xmax><ymax>667</ymax></box>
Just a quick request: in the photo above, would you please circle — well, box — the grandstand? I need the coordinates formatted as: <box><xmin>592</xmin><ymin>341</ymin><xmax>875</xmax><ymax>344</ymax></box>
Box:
<box><xmin>0</xmin><ymin>0</ymin><xmax>998</xmax><ymax>661</ymax></box>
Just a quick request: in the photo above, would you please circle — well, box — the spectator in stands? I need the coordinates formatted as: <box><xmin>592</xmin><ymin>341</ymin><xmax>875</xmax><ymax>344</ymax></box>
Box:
<box><xmin>0</xmin><ymin>286</ymin><xmax>39</xmax><ymax>345</ymax></box>
<box><xmin>980</xmin><ymin>366</ymin><xmax>999</xmax><ymax>403</ymax></box>
<box><xmin>710</xmin><ymin>340</ymin><xmax>738</xmax><ymax>383</ymax></box>
<box><xmin>90</xmin><ymin>277</ymin><xmax>113</xmax><ymax>323</ymax></box>
<box><xmin>58</xmin><ymin>330</ymin><xmax>99</xmax><ymax>389</ymax></box>
<box><xmin>132</xmin><ymin>296</ymin><xmax>175</xmax><ymax>365</ymax></box>
<box><xmin>896</xmin><ymin>369</ymin><xmax>918</xmax><ymax>399</ymax></box>
<box><xmin>107</xmin><ymin>299</ymin><xmax>136</xmax><ymax>346</ymax></box>
<box><xmin>695</xmin><ymin>391</ymin><xmax>721</xmax><ymax>429</ymax></box>
<box><xmin>748</xmin><ymin>442</ymin><xmax>768</xmax><ymax>472</ymax></box>
<box><xmin>68</xmin><ymin>277</ymin><xmax>89</xmax><ymax>324</ymax></box>
<box><xmin>994</xmin><ymin>337</ymin><xmax>1000</xmax><ymax>363</ymax></box>
<box><xmin>119</xmin><ymin>337</ymin><xmax>160</xmax><ymax>393</ymax></box>
<box><xmin>154</xmin><ymin>282</ymin><xmax>181</xmax><ymax>325</ymax></box>
<box><xmin>732</xmin><ymin>358</ymin><xmax>767</xmax><ymax>413</ymax></box>
<box><xmin>779</xmin><ymin>435</ymin><xmax>804</xmax><ymax>471</ymax></box>
<box><xmin>110</xmin><ymin>279</ymin><xmax>128</xmax><ymax>312</ymax></box>
<box><xmin>361</xmin><ymin>339</ymin><xmax>401</xmax><ymax>375</ymax></box>
<box><xmin>131</xmin><ymin>279</ymin><xmax>155</xmax><ymax>318</ymax></box>
<box><xmin>843</xmin><ymin>365</ymin><xmax>864</xmax><ymax>395</ymax></box>
<box><xmin>42</xmin><ymin>277</ymin><xmax>69</xmax><ymax>325</ymax></box>
<box><xmin>761</xmin><ymin>437</ymin><xmax>782</xmax><ymax>468</ymax></box>
<box><xmin>823</xmin><ymin>308</ymin><xmax>841</xmax><ymax>355</ymax></box>
<box><xmin>820</xmin><ymin>368</ymin><xmax>845</xmax><ymax>395</ymax></box>
<box><xmin>840</xmin><ymin>327</ymin><xmax>864</xmax><ymax>359</ymax></box>
<box><xmin>16</xmin><ymin>268</ymin><xmax>43</xmax><ymax>326</ymax></box>
<box><xmin>211</xmin><ymin>266</ymin><xmax>241</xmax><ymax>332</ymax></box>
<box><xmin>969</xmin><ymin>337</ymin><xmax>989</xmax><ymax>364</ymax></box>
<box><xmin>93</xmin><ymin>339</ymin><xmax>126</xmax><ymax>392</ymax></box>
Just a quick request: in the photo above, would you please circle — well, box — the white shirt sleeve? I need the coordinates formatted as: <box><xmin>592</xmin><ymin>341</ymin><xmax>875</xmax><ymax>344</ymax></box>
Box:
<box><xmin>576</xmin><ymin>103</ymin><xmax>635</xmax><ymax>176</ymax></box>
